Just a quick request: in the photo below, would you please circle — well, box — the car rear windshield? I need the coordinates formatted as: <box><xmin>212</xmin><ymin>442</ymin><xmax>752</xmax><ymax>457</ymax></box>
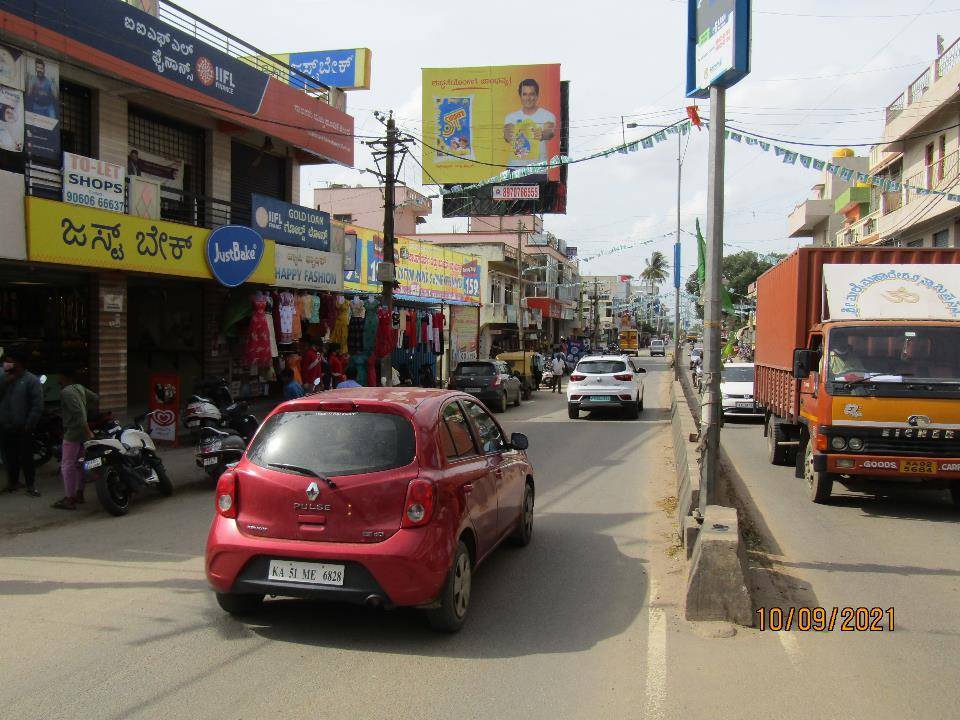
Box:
<box><xmin>247</xmin><ymin>411</ymin><xmax>416</xmax><ymax>477</ymax></box>
<box><xmin>577</xmin><ymin>360</ymin><xmax>627</xmax><ymax>374</ymax></box>
<box><xmin>722</xmin><ymin>366</ymin><xmax>755</xmax><ymax>382</ymax></box>
<box><xmin>455</xmin><ymin>363</ymin><xmax>495</xmax><ymax>376</ymax></box>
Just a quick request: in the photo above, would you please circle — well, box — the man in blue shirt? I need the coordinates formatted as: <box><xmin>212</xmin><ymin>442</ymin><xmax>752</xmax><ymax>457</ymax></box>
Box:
<box><xmin>26</xmin><ymin>58</ymin><xmax>58</xmax><ymax>119</ymax></box>
<box><xmin>281</xmin><ymin>368</ymin><xmax>305</xmax><ymax>400</ymax></box>
<box><xmin>337</xmin><ymin>366</ymin><xmax>362</xmax><ymax>389</ymax></box>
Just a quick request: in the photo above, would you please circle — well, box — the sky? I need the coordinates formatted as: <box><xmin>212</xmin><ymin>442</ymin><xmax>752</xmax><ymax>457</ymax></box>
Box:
<box><xmin>184</xmin><ymin>0</ymin><xmax>954</xmax><ymax>286</ymax></box>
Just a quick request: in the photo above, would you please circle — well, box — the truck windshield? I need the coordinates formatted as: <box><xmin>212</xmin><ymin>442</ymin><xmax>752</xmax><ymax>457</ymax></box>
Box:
<box><xmin>827</xmin><ymin>326</ymin><xmax>960</xmax><ymax>382</ymax></box>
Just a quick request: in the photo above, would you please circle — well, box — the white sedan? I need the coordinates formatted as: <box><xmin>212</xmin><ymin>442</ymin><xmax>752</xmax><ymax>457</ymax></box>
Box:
<box><xmin>721</xmin><ymin>362</ymin><xmax>762</xmax><ymax>417</ymax></box>
<box><xmin>567</xmin><ymin>355</ymin><xmax>646</xmax><ymax>419</ymax></box>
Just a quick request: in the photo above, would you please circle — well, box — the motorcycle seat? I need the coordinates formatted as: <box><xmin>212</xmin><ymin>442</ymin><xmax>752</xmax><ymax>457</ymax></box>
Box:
<box><xmin>224</xmin><ymin>401</ymin><xmax>248</xmax><ymax>414</ymax></box>
<box><xmin>199</xmin><ymin>427</ymin><xmax>233</xmax><ymax>439</ymax></box>
<box><xmin>189</xmin><ymin>395</ymin><xmax>214</xmax><ymax>405</ymax></box>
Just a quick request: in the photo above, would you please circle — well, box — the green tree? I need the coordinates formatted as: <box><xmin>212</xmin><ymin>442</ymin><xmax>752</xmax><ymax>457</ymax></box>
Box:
<box><xmin>641</xmin><ymin>250</ymin><xmax>670</xmax><ymax>286</ymax></box>
<box><xmin>685</xmin><ymin>251</ymin><xmax>785</xmax><ymax>318</ymax></box>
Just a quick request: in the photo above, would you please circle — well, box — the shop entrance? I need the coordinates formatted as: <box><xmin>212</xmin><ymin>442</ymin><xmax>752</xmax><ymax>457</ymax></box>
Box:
<box><xmin>126</xmin><ymin>278</ymin><xmax>204</xmax><ymax>409</ymax></box>
<box><xmin>0</xmin><ymin>263</ymin><xmax>89</xmax><ymax>383</ymax></box>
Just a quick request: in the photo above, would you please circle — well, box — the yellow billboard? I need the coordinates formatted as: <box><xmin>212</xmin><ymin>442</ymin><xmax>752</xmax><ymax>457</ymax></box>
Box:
<box><xmin>339</xmin><ymin>222</ymin><xmax>481</xmax><ymax>303</ymax></box>
<box><xmin>421</xmin><ymin>64</ymin><xmax>562</xmax><ymax>184</ymax></box>
<box><xmin>26</xmin><ymin>197</ymin><xmax>275</xmax><ymax>284</ymax></box>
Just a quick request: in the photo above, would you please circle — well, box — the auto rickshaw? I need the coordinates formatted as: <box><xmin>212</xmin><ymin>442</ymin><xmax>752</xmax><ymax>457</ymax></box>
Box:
<box><xmin>495</xmin><ymin>351</ymin><xmax>543</xmax><ymax>400</ymax></box>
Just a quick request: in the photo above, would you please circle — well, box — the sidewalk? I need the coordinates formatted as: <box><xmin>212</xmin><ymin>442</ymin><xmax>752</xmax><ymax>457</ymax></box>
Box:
<box><xmin>0</xmin><ymin>397</ymin><xmax>280</xmax><ymax>537</ymax></box>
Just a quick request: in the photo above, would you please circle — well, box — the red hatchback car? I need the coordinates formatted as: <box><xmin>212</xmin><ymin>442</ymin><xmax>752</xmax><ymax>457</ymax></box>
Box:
<box><xmin>205</xmin><ymin>388</ymin><xmax>535</xmax><ymax>632</ymax></box>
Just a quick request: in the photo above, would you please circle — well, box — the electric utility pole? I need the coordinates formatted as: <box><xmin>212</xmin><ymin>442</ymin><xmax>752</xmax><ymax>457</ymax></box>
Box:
<box><xmin>700</xmin><ymin>86</ymin><xmax>726</xmax><ymax>515</ymax></box>
<box><xmin>674</xmin><ymin>130</ymin><xmax>682</xmax><ymax>381</ymax></box>
<box><xmin>381</xmin><ymin>112</ymin><xmax>397</xmax><ymax>315</ymax></box>
<box><xmin>516</xmin><ymin>222</ymin><xmax>526</xmax><ymax>369</ymax></box>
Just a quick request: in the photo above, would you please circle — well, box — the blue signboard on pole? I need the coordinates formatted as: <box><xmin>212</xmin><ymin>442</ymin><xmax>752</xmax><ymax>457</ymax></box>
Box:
<box><xmin>251</xmin><ymin>194</ymin><xmax>331</xmax><ymax>252</ymax></box>
<box><xmin>686</xmin><ymin>0</ymin><xmax>751</xmax><ymax>98</ymax></box>
<box><xmin>674</xmin><ymin>242</ymin><xmax>681</xmax><ymax>289</ymax></box>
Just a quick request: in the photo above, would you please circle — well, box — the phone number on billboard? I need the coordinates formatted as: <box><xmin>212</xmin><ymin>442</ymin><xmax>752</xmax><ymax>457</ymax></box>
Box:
<box><xmin>64</xmin><ymin>191</ymin><xmax>125</xmax><ymax>213</ymax></box>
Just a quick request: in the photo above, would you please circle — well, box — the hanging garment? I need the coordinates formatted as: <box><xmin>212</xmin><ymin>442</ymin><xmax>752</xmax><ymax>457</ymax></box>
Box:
<box><xmin>348</xmin><ymin>316</ymin><xmax>365</xmax><ymax>354</ymax></box>
<box><xmin>421</xmin><ymin>312</ymin><xmax>432</xmax><ymax>345</ymax></box>
<box><xmin>310</xmin><ymin>294</ymin><xmax>321</xmax><ymax>324</ymax></box>
<box><xmin>375</xmin><ymin>307</ymin><xmax>394</xmax><ymax>358</ymax></box>
<box><xmin>285</xmin><ymin>353</ymin><xmax>302</xmax><ymax>385</ymax></box>
<box><xmin>331</xmin><ymin>299</ymin><xmax>350</xmax><ymax>349</ymax></box>
<box><xmin>404</xmin><ymin>309</ymin><xmax>416</xmax><ymax>349</ymax></box>
<box><xmin>352</xmin><ymin>353</ymin><xmax>369</xmax><ymax>386</ymax></box>
<box><xmin>278</xmin><ymin>292</ymin><xmax>295</xmax><ymax>345</ymax></box>
<box><xmin>363</xmin><ymin>301</ymin><xmax>379</xmax><ymax>353</ymax></box>
<box><xmin>393</xmin><ymin>310</ymin><xmax>402</xmax><ymax>348</ymax></box>
<box><xmin>266</xmin><ymin>311</ymin><xmax>279</xmax><ymax>358</ymax></box>
<box><xmin>350</xmin><ymin>296</ymin><xmax>366</xmax><ymax>318</ymax></box>
<box><xmin>325</xmin><ymin>294</ymin><xmax>340</xmax><ymax>332</ymax></box>
<box><xmin>290</xmin><ymin>293</ymin><xmax>302</xmax><ymax>342</ymax></box>
<box><xmin>243</xmin><ymin>294</ymin><xmax>273</xmax><ymax>369</ymax></box>
<box><xmin>367</xmin><ymin>352</ymin><xmax>380</xmax><ymax>387</ymax></box>
<box><xmin>432</xmin><ymin>312</ymin><xmax>445</xmax><ymax>353</ymax></box>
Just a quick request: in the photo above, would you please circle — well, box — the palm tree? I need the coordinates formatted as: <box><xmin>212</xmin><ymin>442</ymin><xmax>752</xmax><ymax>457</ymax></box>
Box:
<box><xmin>641</xmin><ymin>251</ymin><xmax>670</xmax><ymax>286</ymax></box>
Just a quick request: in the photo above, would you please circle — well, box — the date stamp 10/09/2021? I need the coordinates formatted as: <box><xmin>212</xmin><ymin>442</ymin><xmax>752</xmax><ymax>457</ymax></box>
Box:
<box><xmin>756</xmin><ymin>607</ymin><xmax>895</xmax><ymax>632</ymax></box>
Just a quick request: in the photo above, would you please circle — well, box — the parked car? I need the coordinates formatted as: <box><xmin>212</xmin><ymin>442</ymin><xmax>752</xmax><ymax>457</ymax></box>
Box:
<box><xmin>689</xmin><ymin>346</ymin><xmax>703</xmax><ymax>370</ymax></box>
<box><xmin>205</xmin><ymin>388</ymin><xmax>535</xmax><ymax>632</ymax></box>
<box><xmin>649</xmin><ymin>339</ymin><xmax>666</xmax><ymax>357</ymax></box>
<box><xmin>720</xmin><ymin>363</ymin><xmax>761</xmax><ymax>417</ymax></box>
<box><xmin>566</xmin><ymin>355</ymin><xmax>646</xmax><ymax>419</ymax></box>
<box><xmin>448</xmin><ymin>360</ymin><xmax>522</xmax><ymax>413</ymax></box>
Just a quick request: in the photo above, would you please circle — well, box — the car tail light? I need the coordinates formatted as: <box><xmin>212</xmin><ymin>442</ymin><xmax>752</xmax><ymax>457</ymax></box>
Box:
<box><xmin>318</xmin><ymin>401</ymin><xmax>357</xmax><ymax>412</ymax></box>
<box><xmin>619</xmin><ymin>394</ymin><xmax>632</xmax><ymax>400</ymax></box>
<box><xmin>490</xmin><ymin>375</ymin><xmax>502</xmax><ymax>387</ymax></box>
<box><xmin>216</xmin><ymin>471</ymin><xmax>238</xmax><ymax>519</ymax></box>
<box><xmin>614</xmin><ymin>373</ymin><xmax>633</xmax><ymax>381</ymax></box>
<box><xmin>401</xmin><ymin>478</ymin><xmax>436</xmax><ymax>528</ymax></box>
<box><xmin>570</xmin><ymin>374</ymin><xmax>586</xmax><ymax>382</ymax></box>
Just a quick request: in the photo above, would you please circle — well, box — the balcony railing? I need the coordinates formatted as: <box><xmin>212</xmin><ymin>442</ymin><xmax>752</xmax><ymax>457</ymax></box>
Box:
<box><xmin>26</xmin><ymin>162</ymin><xmax>241</xmax><ymax>230</ymax></box>
<box><xmin>908</xmin><ymin>67</ymin><xmax>932</xmax><ymax>104</ymax></box>
<box><xmin>886</xmin><ymin>92</ymin><xmax>906</xmax><ymax>124</ymax></box>
<box><xmin>157</xmin><ymin>0</ymin><xmax>332</xmax><ymax>104</ymax></box>
<box><xmin>938</xmin><ymin>37</ymin><xmax>960</xmax><ymax>79</ymax></box>
<box><xmin>901</xmin><ymin>149</ymin><xmax>959</xmax><ymax>207</ymax></box>
<box><xmin>886</xmin><ymin>36</ymin><xmax>960</xmax><ymax>126</ymax></box>
<box><xmin>835</xmin><ymin>210</ymin><xmax>879</xmax><ymax>247</ymax></box>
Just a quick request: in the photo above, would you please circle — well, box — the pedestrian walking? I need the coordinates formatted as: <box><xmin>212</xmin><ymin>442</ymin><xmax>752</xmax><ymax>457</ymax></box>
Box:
<box><xmin>551</xmin><ymin>354</ymin><xmax>565</xmax><ymax>393</ymax></box>
<box><xmin>0</xmin><ymin>347</ymin><xmax>44</xmax><ymax>496</ymax></box>
<box><xmin>51</xmin><ymin>368</ymin><xmax>98</xmax><ymax>510</ymax></box>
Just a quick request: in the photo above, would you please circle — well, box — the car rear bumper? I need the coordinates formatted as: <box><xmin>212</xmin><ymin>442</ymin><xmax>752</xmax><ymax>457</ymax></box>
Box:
<box><xmin>815</xmin><ymin>453</ymin><xmax>960</xmax><ymax>484</ymax></box>
<box><xmin>568</xmin><ymin>393</ymin><xmax>635</xmax><ymax>409</ymax></box>
<box><xmin>205</xmin><ymin>516</ymin><xmax>451</xmax><ymax>607</ymax></box>
<box><xmin>722</xmin><ymin>400</ymin><xmax>762</xmax><ymax>416</ymax></box>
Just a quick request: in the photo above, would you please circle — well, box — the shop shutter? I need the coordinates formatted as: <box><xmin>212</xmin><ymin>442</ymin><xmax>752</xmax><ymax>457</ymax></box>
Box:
<box><xmin>231</xmin><ymin>140</ymin><xmax>286</xmax><ymax>226</ymax></box>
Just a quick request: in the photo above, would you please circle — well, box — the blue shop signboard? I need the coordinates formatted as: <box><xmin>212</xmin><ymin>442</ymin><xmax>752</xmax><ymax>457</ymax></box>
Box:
<box><xmin>252</xmin><ymin>193</ymin><xmax>331</xmax><ymax>252</ymax></box>
<box><xmin>207</xmin><ymin>225</ymin><xmax>265</xmax><ymax>287</ymax></box>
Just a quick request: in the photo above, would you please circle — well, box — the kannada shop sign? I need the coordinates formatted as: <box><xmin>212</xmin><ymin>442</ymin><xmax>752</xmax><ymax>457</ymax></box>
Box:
<box><xmin>422</xmin><ymin>64</ymin><xmax>562</xmax><ymax>184</ymax></box>
<box><xmin>25</xmin><ymin>197</ymin><xmax>274</xmax><ymax>283</ymax></box>
<box><xmin>275</xmin><ymin>49</ymin><xmax>372</xmax><ymax>91</ymax></box>
<box><xmin>252</xmin><ymin>194</ymin><xmax>330</xmax><ymax>252</ymax></box>
<box><xmin>0</xmin><ymin>0</ymin><xmax>355</xmax><ymax>166</ymax></box>
<box><xmin>63</xmin><ymin>152</ymin><xmax>125</xmax><ymax>213</ymax></box>
<box><xmin>206</xmin><ymin>225</ymin><xmax>265</xmax><ymax>287</ymax></box>
<box><xmin>275</xmin><ymin>244</ymin><xmax>343</xmax><ymax>291</ymax></box>
<box><xmin>340</xmin><ymin>223</ymin><xmax>481</xmax><ymax>303</ymax></box>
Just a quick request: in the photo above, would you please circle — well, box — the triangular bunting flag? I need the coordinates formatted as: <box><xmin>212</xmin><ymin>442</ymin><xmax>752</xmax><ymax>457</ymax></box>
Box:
<box><xmin>774</xmin><ymin>146</ymin><xmax>786</xmax><ymax>157</ymax></box>
<box><xmin>730</xmin><ymin>132</ymin><xmax>742</xmax><ymax>142</ymax></box>
<box><xmin>745</xmin><ymin>136</ymin><xmax>758</xmax><ymax>146</ymax></box>
<box><xmin>839</xmin><ymin>168</ymin><xmax>854</xmax><ymax>181</ymax></box>
<box><xmin>641</xmin><ymin>137</ymin><xmax>654</xmax><ymax>149</ymax></box>
<box><xmin>947</xmin><ymin>193</ymin><xmax>960</xmax><ymax>202</ymax></box>
<box><xmin>783</xmin><ymin>151</ymin><xmax>798</xmax><ymax>165</ymax></box>
<box><xmin>759</xmin><ymin>142</ymin><xmax>770</xmax><ymax>151</ymax></box>
<box><xmin>654</xmin><ymin>131</ymin><xmax>667</xmax><ymax>142</ymax></box>
<box><xmin>812</xmin><ymin>159</ymin><xmax>826</xmax><ymax>171</ymax></box>
<box><xmin>856</xmin><ymin>171</ymin><xmax>869</xmax><ymax>184</ymax></box>
<box><xmin>799</xmin><ymin>155</ymin><xmax>812</xmax><ymax>168</ymax></box>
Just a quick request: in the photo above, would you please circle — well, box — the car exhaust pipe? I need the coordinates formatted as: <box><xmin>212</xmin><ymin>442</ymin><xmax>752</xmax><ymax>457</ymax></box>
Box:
<box><xmin>364</xmin><ymin>594</ymin><xmax>384</xmax><ymax>608</ymax></box>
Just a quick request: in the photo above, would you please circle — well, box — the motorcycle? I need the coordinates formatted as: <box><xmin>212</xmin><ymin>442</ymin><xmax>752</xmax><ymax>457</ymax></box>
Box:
<box><xmin>196</xmin><ymin>425</ymin><xmax>248</xmax><ymax>479</ymax></box>
<box><xmin>81</xmin><ymin>410</ymin><xmax>172</xmax><ymax>516</ymax></box>
<box><xmin>183</xmin><ymin>378</ymin><xmax>259</xmax><ymax>441</ymax></box>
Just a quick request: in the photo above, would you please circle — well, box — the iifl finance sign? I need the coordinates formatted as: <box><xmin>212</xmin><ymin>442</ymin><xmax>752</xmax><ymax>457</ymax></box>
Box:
<box><xmin>686</xmin><ymin>0</ymin><xmax>751</xmax><ymax>98</ymax></box>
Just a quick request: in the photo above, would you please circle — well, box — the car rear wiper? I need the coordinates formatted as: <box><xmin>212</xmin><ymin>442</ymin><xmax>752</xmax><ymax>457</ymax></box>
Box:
<box><xmin>267</xmin><ymin>463</ymin><xmax>338</xmax><ymax>489</ymax></box>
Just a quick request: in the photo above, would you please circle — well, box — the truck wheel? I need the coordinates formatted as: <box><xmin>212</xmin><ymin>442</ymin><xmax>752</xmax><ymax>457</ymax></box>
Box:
<box><xmin>767</xmin><ymin>415</ymin><xmax>789</xmax><ymax>466</ymax></box>
<box><xmin>804</xmin><ymin>441</ymin><xmax>833</xmax><ymax>503</ymax></box>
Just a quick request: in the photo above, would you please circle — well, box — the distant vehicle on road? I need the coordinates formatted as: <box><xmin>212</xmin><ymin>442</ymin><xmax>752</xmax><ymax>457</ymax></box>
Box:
<box><xmin>649</xmin><ymin>339</ymin><xmax>666</xmax><ymax>357</ymax></box>
<box><xmin>721</xmin><ymin>363</ymin><xmax>761</xmax><ymax>418</ymax></box>
<box><xmin>448</xmin><ymin>360</ymin><xmax>522</xmax><ymax>413</ymax></box>
<box><xmin>206</xmin><ymin>388</ymin><xmax>535</xmax><ymax>632</ymax></box>
<box><xmin>566</xmin><ymin>355</ymin><xmax>645</xmax><ymax>419</ymax></box>
<box><xmin>689</xmin><ymin>347</ymin><xmax>703</xmax><ymax>370</ymax></box>
<box><xmin>619</xmin><ymin>329</ymin><xmax>639</xmax><ymax>356</ymax></box>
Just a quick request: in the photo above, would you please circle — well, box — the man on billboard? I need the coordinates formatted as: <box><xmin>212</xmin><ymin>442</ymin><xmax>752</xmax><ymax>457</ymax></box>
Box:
<box><xmin>25</xmin><ymin>57</ymin><xmax>57</xmax><ymax>119</ymax></box>
<box><xmin>503</xmin><ymin>79</ymin><xmax>556</xmax><ymax>168</ymax></box>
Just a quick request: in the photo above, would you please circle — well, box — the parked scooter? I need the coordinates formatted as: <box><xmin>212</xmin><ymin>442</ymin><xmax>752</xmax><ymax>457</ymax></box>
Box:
<box><xmin>196</xmin><ymin>426</ymin><xmax>248</xmax><ymax>479</ymax></box>
<box><xmin>183</xmin><ymin>378</ymin><xmax>259</xmax><ymax>441</ymax></box>
<box><xmin>81</xmin><ymin>410</ymin><xmax>172</xmax><ymax>516</ymax></box>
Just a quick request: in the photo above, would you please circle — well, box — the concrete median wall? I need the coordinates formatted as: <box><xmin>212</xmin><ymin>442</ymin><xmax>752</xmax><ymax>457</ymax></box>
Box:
<box><xmin>671</xmin><ymin>381</ymin><xmax>700</xmax><ymax>530</ymax></box>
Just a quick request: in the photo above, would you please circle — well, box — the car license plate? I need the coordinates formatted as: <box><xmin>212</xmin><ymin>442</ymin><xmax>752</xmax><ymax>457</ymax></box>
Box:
<box><xmin>267</xmin><ymin>559</ymin><xmax>345</xmax><ymax>586</ymax></box>
<box><xmin>900</xmin><ymin>459</ymin><xmax>936</xmax><ymax>474</ymax></box>
<box><xmin>186</xmin><ymin>419</ymin><xmax>199</xmax><ymax>428</ymax></box>
<box><xmin>202</xmin><ymin>456</ymin><xmax>218</xmax><ymax>467</ymax></box>
<box><xmin>465</xmin><ymin>387</ymin><xmax>482</xmax><ymax>393</ymax></box>
<box><xmin>736</xmin><ymin>401</ymin><xmax>754</xmax><ymax>409</ymax></box>
<box><xmin>590</xmin><ymin>395</ymin><xmax>611</xmax><ymax>402</ymax></box>
<box><xmin>83</xmin><ymin>457</ymin><xmax>102</xmax><ymax>470</ymax></box>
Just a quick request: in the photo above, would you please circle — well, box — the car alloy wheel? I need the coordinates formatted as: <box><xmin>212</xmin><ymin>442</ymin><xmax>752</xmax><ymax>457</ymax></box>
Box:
<box><xmin>453</xmin><ymin>551</ymin><xmax>471</xmax><ymax>618</ymax></box>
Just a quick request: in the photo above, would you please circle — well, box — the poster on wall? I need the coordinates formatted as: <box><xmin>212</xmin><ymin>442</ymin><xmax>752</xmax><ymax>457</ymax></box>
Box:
<box><xmin>127</xmin><ymin>147</ymin><xmax>184</xmax><ymax>190</ymax></box>
<box><xmin>0</xmin><ymin>86</ymin><xmax>24</xmax><ymax>152</ymax></box>
<box><xmin>148</xmin><ymin>373</ymin><xmax>180</xmax><ymax>444</ymax></box>
<box><xmin>62</xmin><ymin>152</ymin><xmax>125</xmax><ymax>212</ymax></box>
<box><xmin>0</xmin><ymin>42</ymin><xmax>25</xmax><ymax>90</ymax></box>
<box><xmin>23</xmin><ymin>54</ymin><xmax>60</xmax><ymax>162</ymax></box>
<box><xmin>450</xmin><ymin>305</ymin><xmax>478</xmax><ymax>363</ymax></box>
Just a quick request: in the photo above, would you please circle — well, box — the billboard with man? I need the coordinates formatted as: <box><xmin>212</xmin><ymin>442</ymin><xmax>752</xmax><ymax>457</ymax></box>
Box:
<box><xmin>422</xmin><ymin>64</ymin><xmax>561</xmax><ymax>184</ymax></box>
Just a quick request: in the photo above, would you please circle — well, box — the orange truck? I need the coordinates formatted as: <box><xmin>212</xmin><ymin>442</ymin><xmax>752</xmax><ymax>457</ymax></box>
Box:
<box><xmin>619</xmin><ymin>329</ymin><xmax>639</xmax><ymax>355</ymax></box>
<box><xmin>755</xmin><ymin>247</ymin><xmax>960</xmax><ymax>507</ymax></box>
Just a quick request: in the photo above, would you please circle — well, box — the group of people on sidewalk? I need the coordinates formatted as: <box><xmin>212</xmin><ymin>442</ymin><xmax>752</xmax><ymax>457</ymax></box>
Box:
<box><xmin>0</xmin><ymin>347</ymin><xmax>97</xmax><ymax>510</ymax></box>
<box><xmin>282</xmin><ymin>339</ymin><xmax>363</xmax><ymax>401</ymax></box>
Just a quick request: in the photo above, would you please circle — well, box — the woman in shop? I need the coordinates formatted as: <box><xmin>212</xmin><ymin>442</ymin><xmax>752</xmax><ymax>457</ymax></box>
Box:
<box><xmin>327</xmin><ymin>343</ymin><xmax>346</xmax><ymax>389</ymax></box>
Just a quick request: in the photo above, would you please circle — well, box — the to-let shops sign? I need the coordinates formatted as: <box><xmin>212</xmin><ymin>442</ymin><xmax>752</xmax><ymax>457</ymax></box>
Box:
<box><xmin>25</xmin><ymin>197</ymin><xmax>275</xmax><ymax>283</ymax></box>
<box><xmin>63</xmin><ymin>152</ymin><xmax>125</xmax><ymax>214</ymax></box>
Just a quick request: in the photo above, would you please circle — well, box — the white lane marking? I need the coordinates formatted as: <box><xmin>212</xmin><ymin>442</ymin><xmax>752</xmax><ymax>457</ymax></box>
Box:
<box><xmin>778</xmin><ymin>630</ymin><xmax>802</xmax><ymax>669</ymax></box>
<box><xmin>644</xmin><ymin>580</ymin><xmax>667</xmax><ymax>720</ymax></box>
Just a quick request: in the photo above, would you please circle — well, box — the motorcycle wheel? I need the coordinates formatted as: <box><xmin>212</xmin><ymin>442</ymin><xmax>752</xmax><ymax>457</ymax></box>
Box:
<box><xmin>96</xmin><ymin>467</ymin><xmax>130</xmax><ymax>516</ymax></box>
<box><xmin>154</xmin><ymin>461</ymin><xmax>174</xmax><ymax>497</ymax></box>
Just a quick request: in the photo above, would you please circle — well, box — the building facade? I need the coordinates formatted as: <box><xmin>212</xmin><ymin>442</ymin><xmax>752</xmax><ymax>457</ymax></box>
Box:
<box><xmin>786</xmin><ymin>150</ymin><xmax>868</xmax><ymax>247</ymax></box>
<box><xmin>314</xmin><ymin>185</ymin><xmax>432</xmax><ymax>234</ymax></box>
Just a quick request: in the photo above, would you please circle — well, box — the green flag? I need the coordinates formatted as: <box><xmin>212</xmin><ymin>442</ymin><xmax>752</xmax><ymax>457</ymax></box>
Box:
<box><xmin>695</xmin><ymin>219</ymin><xmax>734</xmax><ymax>314</ymax></box>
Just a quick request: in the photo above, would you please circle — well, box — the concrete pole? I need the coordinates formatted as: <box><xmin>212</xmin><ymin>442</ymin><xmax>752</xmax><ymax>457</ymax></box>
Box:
<box><xmin>700</xmin><ymin>86</ymin><xmax>726</xmax><ymax>516</ymax></box>
<box><xmin>674</xmin><ymin>130</ymin><xmax>682</xmax><ymax>381</ymax></box>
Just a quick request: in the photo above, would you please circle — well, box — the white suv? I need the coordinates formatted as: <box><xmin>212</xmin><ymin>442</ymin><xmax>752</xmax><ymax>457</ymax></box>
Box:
<box><xmin>567</xmin><ymin>355</ymin><xmax>646</xmax><ymax>419</ymax></box>
<box><xmin>649</xmin><ymin>340</ymin><xmax>666</xmax><ymax>356</ymax></box>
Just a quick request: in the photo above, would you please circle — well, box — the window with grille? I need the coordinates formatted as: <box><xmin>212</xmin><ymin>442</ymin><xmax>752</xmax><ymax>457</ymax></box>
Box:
<box><xmin>60</xmin><ymin>81</ymin><xmax>92</xmax><ymax>158</ymax></box>
<box><xmin>128</xmin><ymin>106</ymin><xmax>206</xmax><ymax>225</ymax></box>
<box><xmin>933</xmin><ymin>229</ymin><xmax>950</xmax><ymax>248</ymax></box>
